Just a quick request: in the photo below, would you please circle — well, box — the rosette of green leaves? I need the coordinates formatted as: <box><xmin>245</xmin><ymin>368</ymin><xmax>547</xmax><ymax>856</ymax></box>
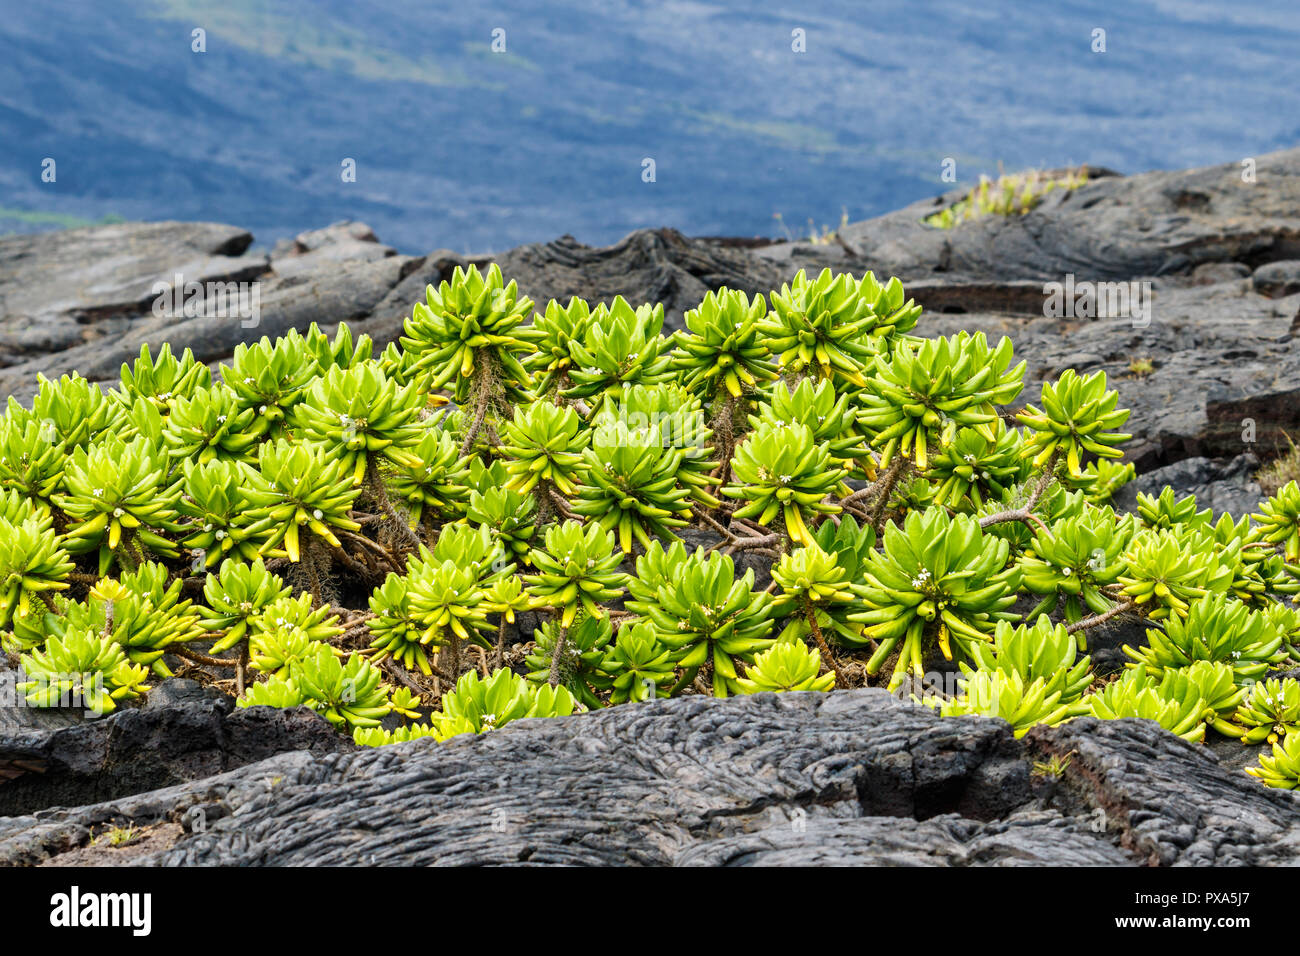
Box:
<box><xmin>1135</xmin><ymin>487</ymin><xmax>1213</xmax><ymax>532</ymax></box>
<box><xmin>248</xmin><ymin>625</ymin><xmax>328</xmax><ymax>679</ymax></box>
<box><xmin>734</xmin><ymin>640</ymin><xmax>836</xmax><ymax>694</ymax></box>
<box><xmin>1235</xmin><ymin>678</ymin><xmax>1300</xmax><ymax>744</ymax></box>
<box><xmin>1017</xmin><ymin>369</ymin><xmax>1131</xmax><ymax>475</ymax></box>
<box><xmin>366</xmin><ymin>571</ymin><xmax>436</xmax><ymax>673</ymax></box>
<box><xmin>163</xmin><ymin>384</ymin><xmax>261</xmax><ymax>464</ymax></box>
<box><xmin>200</xmin><ymin>558</ymin><xmax>291</xmax><ymax>653</ymax></box>
<box><xmin>292</xmin><ymin>647</ymin><xmax>392</xmax><ymax>730</ymax></box>
<box><xmin>17</xmin><ymin>628</ymin><xmax>150</xmax><ymax>715</ymax></box>
<box><xmin>564</xmin><ymin>297</ymin><xmax>673</xmax><ymax>407</ymax></box>
<box><xmin>625</xmin><ymin>538</ymin><xmax>693</xmax><ymax>618</ymax></box>
<box><xmin>242</xmin><ymin>439</ymin><xmax>362</xmax><ymax>562</ymax></box>
<box><xmin>523</xmin><ymin>520</ymin><xmax>627</xmax><ymax>628</ymax></box>
<box><xmin>464</xmin><ymin>459</ymin><xmax>536</xmax><ymax>564</ymax></box>
<box><xmin>0</xmin><ymin>516</ymin><xmax>72</xmax><ymax>632</ymax></box>
<box><xmin>572</xmin><ymin>418</ymin><xmax>693</xmax><ymax>552</ymax></box>
<box><xmin>0</xmin><ymin>418</ymin><xmax>64</xmax><ymax>512</ymax></box>
<box><xmin>751</xmin><ymin>378</ymin><xmax>871</xmax><ymax>476</ymax></box>
<box><xmin>671</xmin><ymin>288</ymin><xmax>778</xmax><ymax>402</ymax></box>
<box><xmin>20</xmin><ymin>372</ymin><xmax>120</xmax><ymax>449</ymax></box>
<box><xmin>293</xmin><ymin>362</ymin><xmax>424</xmax><ymax>486</ymax></box>
<box><xmin>1254</xmin><ymin>480</ymin><xmax>1300</xmax><ymax>562</ymax></box>
<box><xmin>220</xmin><ymin>331</ymin><xmax>315</xmax><ymax>436</ymax></box>
<box><xmin>119</xmin><ymin>395</ymin><xmax>165</xmax><ymax>449</ymax></box>
<box><xmin>432</xmin><ymin>667</ymin><xmax>578</xmax><ymax>740</ymax></box>
<box><xmin>400</xmin><ymin>263</ymin><xmax>536</xmax><ymax>402</ymax></box>
<box><xmin>924</xmin><ymin>421</ymin><xmax>1024</xmax><ymax>510</ymax></box>
<box><xmin>1118</xmin><ymin>528</ymin><xmax>1234</xmax><ymax>621</ymax></box>
<box><xmin>483</xmin><ymin>574</ymin><xmax>529</xmax><ymax>631</ymax></box>
<box><xmin>406</xmin><ymin>555</ymin><xmax>493</xmax><ymax>652</ymax></box>
<box><xmin>724</xmin><ymin>422</ymin><xmax>846</xmax><ymax>547</ymax></box>
<box><xmin>1246</xmin><ymin>730</ymin><xmax>1300</xmax><ymax>789</ymax></box>
<box><xmin>771</xmin><ymin>541</ymin><xmax>867</xmax><ymax>646</ymax></box>
<box><xmin>1124</xmin><ymin>593</ymin><xmax>1284</xmax><ymax>682</ymax></box>
<box><xmin>116</xmin><ymin>343</ymin><xmax>211</xmax><ymax>417</ymax></box>
<box><xmin>430</xmin><ymin>522</ymin><xmax>513</xmax><ymax>587</ymax></box>
<box><xmin>498</xmin><ymin>400</ymin><xmax>590</xmax><ymax>498</ymax></box>
<box><xmin>526</xmin><ymin>614</ymin><xmax>613</xmax><ymax>709</ymax></box>
<box><xmin>305</xmin><ymin>321</ymin><xmax>373</xmax><ymax>374</ymax></box>
<box><xmin>1020</xmin><ymin>507</ymin><xmax>1134</xmax><ymax>633</ymax></box>
<box><xmin>523</xmin><ymin>296</ymin><xmax>592</xmax><ymax>396</ymax></box>
<box><xmin>1083</xmin><ymin>667</ymin><xmax>1205</xmax><ymax>742</ymax></box>
<box><xmin>852</xmin><ymin>507</ymin><xmax>1021</xmax><ymax>689</ymax></box>
<box><xmin>964</xmin><ymin>617</ymin><xmax>1092</xmax><ymax>705</ymax></box>
<box><xmin>384</xmin><ymin>429</ymin><xmax>470</xmax><ymax>527</ymax></box>
<box><xmin>760</xmin><ymin>269</ymin><xmax>920</xmax><ymax>386</ymax></box>
<box><xmin>353</xmin><ymin>723</ymin><xmax>438</xmax><ymax>747</ymax></box>
<box><xmin>237</xmin><ymin>676</ymin><xmax>307</xmax><ymax>710</ymax></box>
<box><xmin>603</xmin><ymin>620</ymin><xmax>675</xmax><ymax>704</ymax></box>
<box><xmin>55</xmin><ymin>436</ymin><xmax>183</xmax><ymax>574</ymax></box>
<box><xmin>0</xmin><ymin>488</ymin><xmax>49</xmax><ymax>527</ymax></box>
<box><xmin>1157</xmin><ymin>661</ymin><xmax>1247</xmax><ymax>738</ymax></box>
<box><xmin>936</xmin><ymin>670</ymin><xmax>1072</xmax><ymax>737</ymax></box>
<box><xmin>179</xmin><ymin>459</ymin><xmax>264</xmax><ymax>568</ymax></box>
<box><xmin>1179</xmin><ymin>513</ymin><xmax>1274</xmax><ymax>607</ymax></box>
<box><xmin>1065</xmin><ymin>458</ymin><xmax>1136</xmax><ymax>504</ymax></box>
<box><xmin>1264</xmin><ymin>602</ymin><xmax>1300</xmax><ymax>660</ymax></box>
<box><xmin>77</xmin><ymin>564</ymin><xmax>204</xmax><ymax>675</ymax></box>
<box><xmin>597</xmin><ymin>384</ymin><xmax>718</xmax><ymax>507</ymax></box>
<box><xmin>251</xmin><ymin>592</ymin><xmax>343</xmax><ymax>646</ymax></box>
<box><xmin>644</xmin><ymin>550</ymin><xmax>773</xmax><ymax>697</ymax></box>
<box><xmin>859</xmin><ymin>332</ymin><xmax>1023</xmax><ymax>470</ymax></box>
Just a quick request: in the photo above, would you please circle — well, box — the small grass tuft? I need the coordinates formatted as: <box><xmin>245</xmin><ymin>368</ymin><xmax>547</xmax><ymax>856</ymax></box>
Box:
<box><xmin>1258</xmin><ymin>434</ymin><xmax>1300</xmax><ymax>496</ymax></box>
<box><xmin>925</xmin><ymin>166</ymin><xmax>1089</xmax><ymax>229</ymax></box>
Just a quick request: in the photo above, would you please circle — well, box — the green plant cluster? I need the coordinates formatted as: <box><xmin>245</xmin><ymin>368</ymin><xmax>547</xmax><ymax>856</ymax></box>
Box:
<box><xmin>924</xmin><ymin>167</ymin><xmax>1090</xmax><ymax>229</ymax></box>
<box><xmin>5</xmin><ymin>264</ymin><xmax>1300</xmax><ymax>795</ymax></box>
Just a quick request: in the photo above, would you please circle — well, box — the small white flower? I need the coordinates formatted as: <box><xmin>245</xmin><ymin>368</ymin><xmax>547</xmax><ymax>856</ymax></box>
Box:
<box><xmin>93</xmin><ymin>488</ymin><xmax>103</xmax><ymax>497</ymax></box>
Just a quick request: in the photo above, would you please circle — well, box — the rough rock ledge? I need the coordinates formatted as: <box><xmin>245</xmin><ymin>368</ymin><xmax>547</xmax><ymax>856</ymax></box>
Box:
<box><xmin>2</xmin><ymin>690</ymin><xmax>1297</xmax><ymax>866</ymax></box>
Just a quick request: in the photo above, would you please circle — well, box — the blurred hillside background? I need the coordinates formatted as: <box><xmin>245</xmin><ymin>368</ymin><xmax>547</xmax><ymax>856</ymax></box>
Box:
<box><xmin>1</xmin><ymin>0</ymin><xmax>1297</xmax><ymax>253</ymax></box>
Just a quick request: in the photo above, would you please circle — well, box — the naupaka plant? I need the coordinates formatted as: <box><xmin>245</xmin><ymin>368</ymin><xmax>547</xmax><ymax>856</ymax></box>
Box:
<box><xmin>760</xmin><ymin>268</ymin><xmax>920</xmax><ymax>386</ymax></box>
<box><xmin>853</xmin><ymin>507</ymin><xmax>1021</xmax><ymax>689</ymax></box>
<box><xmin>1017</xmin><ymin>369</ymin><xmax>1132</xmax><ymax>476</ymax></box>
<box><xmin>858</xmin><ymin>331</ymin><xmax>1023</xmax><ymax>470</ymax></box>
<box><xmin>401</xmin><ymin>263</ymin><xmax>535</xmax><ymax>451</ymax></box>
<box><xmin>572</xmin><ymin>418</ymin><xmax>693</xmax><ymax>552</ymax></box>
<box><xmin>55</xmin><ymin>436</ymin><xmax>183</xmax><ymax>575</ymax></box>
<box><xmin>242</xmin><ymin>439</ymin><xmax>361</xmax><ymax>569</ymax></box>
<box><xmin>724</xmin><ymin>422</ymin><xmax>845</xmax><ymax>547</ymax></box>
<box><xmin>644</xmin><ymin>549</ymin><xmax>773</xmax><ymax>697</ymax></box>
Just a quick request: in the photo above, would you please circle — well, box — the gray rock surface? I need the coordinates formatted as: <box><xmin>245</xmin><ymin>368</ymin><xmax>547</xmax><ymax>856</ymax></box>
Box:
<box><xmin>1254</xmin><ymin>260</ymin><xmax>1300</xmax><ymax>298</ymax></box>
<box><xmin>0</xmin><ymin>678</ymin><xmax>347</xmax><ymax>818</ymax></box>
<box><xmin>0</xmin><ymin>690</ymin><xmax>1294</xmax><ymax>867</ymax></box>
